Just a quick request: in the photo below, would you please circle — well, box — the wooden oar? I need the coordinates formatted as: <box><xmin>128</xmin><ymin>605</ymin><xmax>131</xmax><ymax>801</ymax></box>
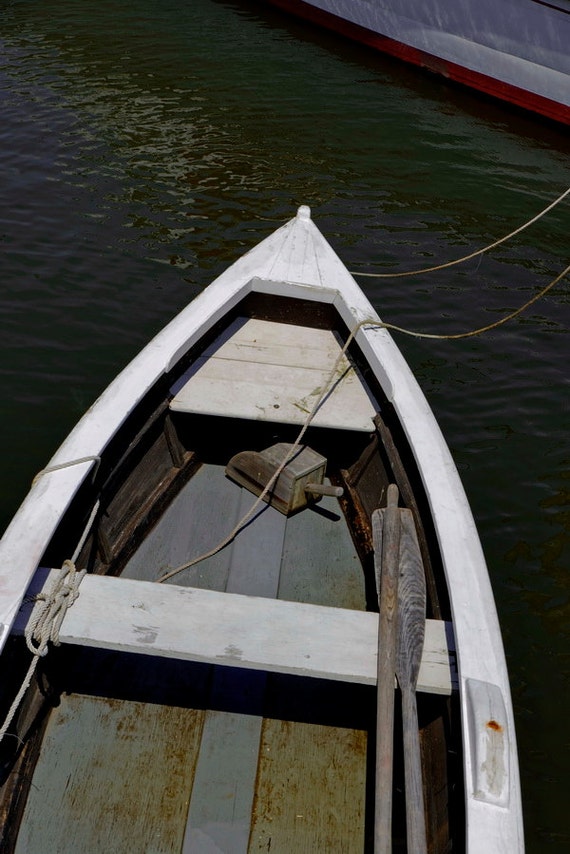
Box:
<box><xmin>396</xmin><ymin>511</ymin><xmax>428</xmax><ymax>854</ymax></box>
<box><xmin>372</xmin><ymin>483</ymin><xmax>401</xmax><ymax>854</ymax></box>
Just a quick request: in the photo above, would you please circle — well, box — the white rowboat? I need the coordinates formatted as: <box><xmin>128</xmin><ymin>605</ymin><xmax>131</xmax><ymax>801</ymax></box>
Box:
<box><xmin>0</xmin><ymin>207</ymin><xmax>523</xmax><ymax>852</ymax></box>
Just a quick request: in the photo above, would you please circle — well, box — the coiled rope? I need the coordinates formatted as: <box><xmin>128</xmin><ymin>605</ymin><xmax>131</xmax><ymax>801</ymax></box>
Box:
<box><xmin>24</xmin><ymin>562</ymin><xmax>86</xmax><ymax>658</ymax></box>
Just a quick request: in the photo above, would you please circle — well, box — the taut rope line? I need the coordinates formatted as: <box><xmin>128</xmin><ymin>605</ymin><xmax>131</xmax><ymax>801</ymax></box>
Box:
<box><xmin>376</xmin><ymin>261</ymin><xmax>570</xmax><ymax>340</ymax></box>
<box><xmin>351</xmin><ymin>185</ymin><xmax>570</xmax><ymax>278</ymax></box>
<box><xmin>32</xmin><ymin>455</ymin><xmax>101</xmax><ymax>485</ymax></box>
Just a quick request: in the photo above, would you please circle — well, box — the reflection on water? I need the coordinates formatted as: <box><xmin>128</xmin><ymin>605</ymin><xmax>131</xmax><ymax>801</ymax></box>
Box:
<box><xmin>1</xmin><ymin>0</ymin><xmax>569</xmax><ymax>849</ymax></box>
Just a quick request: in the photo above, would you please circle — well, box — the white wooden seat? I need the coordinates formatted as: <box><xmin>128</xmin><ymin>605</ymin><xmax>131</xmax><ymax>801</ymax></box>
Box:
<box><xmin>169</xmin><ymin>317</ymin><xmax>378</xmax><ymax>431</ymax></box>
<box><xmin>17</xmin><ymin>570</ymin><xmax>456</xmax><ymax>695</ymax></box>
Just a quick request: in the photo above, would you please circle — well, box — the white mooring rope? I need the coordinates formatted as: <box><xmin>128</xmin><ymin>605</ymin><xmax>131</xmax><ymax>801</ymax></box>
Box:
<box><xmin>0</xmin><ymin>562</ymin><xmax>86</xmax><ymax>744</ymax></box>
<box><xmin>351</xmin><ymin>185</ymin><xmax>570</xmax><ymax>279</ymax></box>
<box><xmin>0</xmin><ymin>500</ymin><xmax>99</xmax><ymax>746</ymax></box>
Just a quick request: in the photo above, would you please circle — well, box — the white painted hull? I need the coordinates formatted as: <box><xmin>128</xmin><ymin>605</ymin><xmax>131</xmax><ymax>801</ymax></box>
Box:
<box><xmin>262</xmin><ymin>0</ymin><xmax>570</xmax><ymax>124</ymax></box>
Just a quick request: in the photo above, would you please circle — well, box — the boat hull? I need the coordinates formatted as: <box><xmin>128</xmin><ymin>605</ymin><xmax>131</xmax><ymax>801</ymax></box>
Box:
<box><xmin>261</xmin><ymin>0</ymin><xmax>570</xmax><ymax>124</ymax></box>
<box><xmin>0</xmin><ymin>208</ymin><xmax>524</xmax><ymax>852</ymax></box>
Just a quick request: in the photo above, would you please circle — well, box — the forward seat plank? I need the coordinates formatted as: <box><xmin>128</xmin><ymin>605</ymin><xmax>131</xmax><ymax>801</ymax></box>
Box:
<box><xmin>169</xmin><ymin>317</ymin><xmax>377</xmax><ymax>431</ymax></box>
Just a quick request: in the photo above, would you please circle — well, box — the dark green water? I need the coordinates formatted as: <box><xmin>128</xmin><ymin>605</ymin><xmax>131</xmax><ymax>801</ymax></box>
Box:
<box><xmin>1</xmin><ymin>0</ymin><xmax>568</xmax><ymax>849</ymax></box>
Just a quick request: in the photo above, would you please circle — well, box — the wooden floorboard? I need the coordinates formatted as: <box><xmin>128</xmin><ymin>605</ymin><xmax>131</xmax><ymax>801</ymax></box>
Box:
<box><xmin>278</xmin><ymin>491</ymin><xmax>367</xmax><ymax>609</ymax></box>
<box><xmin>249</xmin><ymin>718</ymin><xmax>368</xmax><ymax>853</ymax></box>
<box><xmin>182</xmin><ymin>708</ymin><xmax>264</xmax><ymax>854</ymax></box>
<box><xmin>121</xmin><ymin>464</ymin><xmax>243</xmax><ymax>589</ymax></box>
<box><xmin>182</xmin><ymin>483</ymin><xmax>287</xmax><ymax>852</ymax></box>
<box><xmin>15</xmin><ymin>695</ymin><xmax>204</xmax><ymax>854</ymax></box>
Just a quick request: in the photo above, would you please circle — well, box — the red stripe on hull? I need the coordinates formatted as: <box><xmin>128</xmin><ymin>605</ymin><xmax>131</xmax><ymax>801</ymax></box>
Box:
<box><xmin>264</xmin><ymin>0</ymin><xmax>570</xmax><ymax>125</ymax></box>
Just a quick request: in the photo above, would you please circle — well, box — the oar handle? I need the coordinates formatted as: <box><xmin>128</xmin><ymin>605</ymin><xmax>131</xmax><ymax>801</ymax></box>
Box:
<box><xmin>396</xmin><ymin>506</ymin><xmax>428</xmax><ymax>854</ymax></box>
<box><xmin>373</xmin><ymin>483</ymin><xmax>401</xmax><ymax>854</ymax></box>
<box><xmin>401</xmin><ymin>686</ymin><xmax>427</xmax><ymax>854</ymax></box>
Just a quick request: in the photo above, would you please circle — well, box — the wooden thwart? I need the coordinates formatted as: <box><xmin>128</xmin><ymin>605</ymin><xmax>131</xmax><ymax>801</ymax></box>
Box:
<box><xmin>16</xmin><ymin>569</ymin><xmax>455</xmax><ymax>694</ymax></box>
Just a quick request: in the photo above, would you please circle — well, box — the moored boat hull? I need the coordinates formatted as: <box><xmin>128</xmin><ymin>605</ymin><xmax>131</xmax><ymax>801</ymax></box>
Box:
<box><xmin>260</xmin><ymin>0</ymin><xmax>570</xmax><ymax>125</ymax></box>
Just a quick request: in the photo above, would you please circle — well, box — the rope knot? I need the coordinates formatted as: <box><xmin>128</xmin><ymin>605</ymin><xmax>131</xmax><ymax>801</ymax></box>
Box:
<box><xmin>0</xmin><ymin>506</ymin><xmax>96</xmax><ymax>746</ymax></box>
<box><xmin>25</xmin><ymin>560</ymin><xmax>86</xmax><ymax>657</ymax></box>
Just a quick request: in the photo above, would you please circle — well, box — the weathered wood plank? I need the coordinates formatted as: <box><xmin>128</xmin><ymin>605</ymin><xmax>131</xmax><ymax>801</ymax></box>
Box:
<box><xmin>182</xmin><ymin>709</ymin><xmax>264</xmax><ymax>854</ymax></box>
<box><xmin>182</xmin><ymin>490</ymin><xmax>287</xmax><ymax>852</ymax></box>
<box><xmin>224</xmin><ymin>489</ymin><xmax>287</xmax><ymax>597</ymax></box>
<box><xmin>18</xmin><ymin>571</ymin><xmax>455</xmax><ymax>694</ymax></box>
<box><xmin>373</xmin><ymin>488</ymin><xmax>401</xmax><ymax>853</ymax></box>
<box><xmin>14</xmin><ymin>695</ymin><xmax>204</xmax><ymax>854</ymax></box>
<box><xmin>120</xmin><ymin>465</ymin><xmax>244</xmax><ymax>589</ymax></box>
<box><xmin>278</xmin><ymin>490</ymin><xmax>368</xmax><ymax>610</ymax></box>
<box><xmin>249</xmin><ymin>718</ymin><xmax>367</xmax><ymax>852</ymax></box>
<box><xmin>170</xmin><ymin>317</ymin><xmax>377</xmax><ymax>431</ymax></box>
<box><xmin>395</xmin><ymin>507</ymin><xmax>428</xmax><ymax>854</ymax></box>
